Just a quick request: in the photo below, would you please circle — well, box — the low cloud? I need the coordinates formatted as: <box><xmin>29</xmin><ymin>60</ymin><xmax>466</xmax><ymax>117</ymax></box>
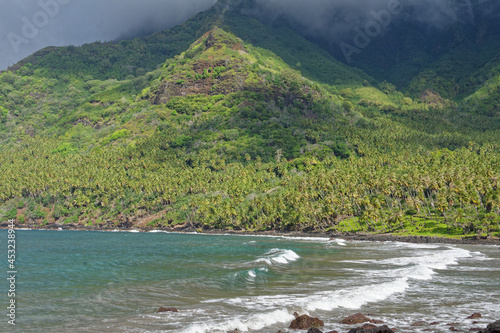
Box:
<box><xmin>250</xmin><ymin>0</ymin><xmax>481</xmax><ymax>43</ymax></box>
<box><xmin>0</xmin><ymin>0</ymin><xmax>215</xmax><ymax>70</ymax></box>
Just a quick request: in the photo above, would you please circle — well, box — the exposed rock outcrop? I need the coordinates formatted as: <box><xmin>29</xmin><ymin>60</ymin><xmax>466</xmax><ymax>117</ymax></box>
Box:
<box><xmin>341</xmin><ymin>313</ymin><xmax>371</xmax><ymax>325</ymax></box>
<box><xmin>157</xmin><ymin>307</ymin><xmax>178</xmax><ymax>313</ymax></box>
<box><xmin>347</xmin><ymin>325</ymin><xmax>395</xmax><ymax>333</ymax></box>
<box><xmin>468</xmin><ymin>313</ymin><xmax>482</xmax><ymax>319</ymax></box>
<box><xmin>289</xmin><ymin>313</ymin><xmax>325</xmax><ymax>329</ymax></box>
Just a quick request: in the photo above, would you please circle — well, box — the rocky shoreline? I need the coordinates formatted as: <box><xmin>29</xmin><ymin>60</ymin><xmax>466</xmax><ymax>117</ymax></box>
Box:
<box><xmin>2</xmin><ymin>221</ymin><xmax>500</xmax><ymax>245</ymax></box>
<box><xmin>156</xmin><ymin>308</ymin><xmax>499</xmax><ymax>333</ymax></box>
<box><xmin>281</xmin><ymin>313</ymin><xmax>500</xmax><ymax>333</ymax></box>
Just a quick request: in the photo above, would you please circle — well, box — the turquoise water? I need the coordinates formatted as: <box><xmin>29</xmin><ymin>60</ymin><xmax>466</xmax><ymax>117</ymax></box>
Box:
<box><xmin>1</xmin><ymin>230</ymin><xmax>499</xmax><ymax>332</ymax></box>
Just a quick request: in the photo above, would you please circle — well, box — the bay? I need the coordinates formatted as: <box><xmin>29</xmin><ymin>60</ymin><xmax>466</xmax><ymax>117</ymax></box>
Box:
<box><xmin>1</xmin><ymin>230</ymin><xmax>499</xmax><ymax>332</ymax></box>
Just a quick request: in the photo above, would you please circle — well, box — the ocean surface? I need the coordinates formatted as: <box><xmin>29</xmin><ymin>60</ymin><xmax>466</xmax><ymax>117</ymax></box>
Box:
<box><xmin>1</xmin><ymin>230</ymin><xmax>499</xmax><ymax>332</ymax></box>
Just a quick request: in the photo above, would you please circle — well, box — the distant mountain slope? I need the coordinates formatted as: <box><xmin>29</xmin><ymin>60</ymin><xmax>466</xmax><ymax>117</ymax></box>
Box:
<box><xmin>227</xmin><ymin>0</ymin><xmax>500</xmax><ymax>101</ymax></box>
<box><xmin>461</xmin><ymin>55</ymin><xmax>500</xmax><ymax>117</ymax></box>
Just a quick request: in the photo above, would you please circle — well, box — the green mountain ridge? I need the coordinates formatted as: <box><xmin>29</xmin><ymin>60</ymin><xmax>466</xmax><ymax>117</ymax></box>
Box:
<box><xmin>0</xmin><ymin>1</ymin><xmax>499</xmax><ymax>237</ymax></box>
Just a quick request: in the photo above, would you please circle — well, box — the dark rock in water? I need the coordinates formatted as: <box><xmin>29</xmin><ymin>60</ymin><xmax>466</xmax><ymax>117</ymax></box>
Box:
<box><xmin>470</xmin><ymin>328</ymin><xmax>482</xmax><ymax>332</ymax></box>
<box><xmin>468</xmin><ymin>313</ymin><xmax>482</xmax><ymax>319</ymax></box>
<box><xmin>449</xmin><ymin>327</ymin><xmax>458</xmax><ymax>331</ymax></box>
<box><xmin>370</xmin><ymin>320</ymin><xmax>384</xmax><ymax>324</ymax></box>
<box><xmin>411</xmin><ymin>321</ymin><xmax>429</xmax><ymax>326</ymax></box>
<box><xmin>361</xmin><ymin>324</ymin><xmax>377</xmax><ymax>330</ymax></box>
<box><xmin>289</xmin><ymin>314</ymin><xmax>325</xmax><ymax>329</ymax></box>
<box><xmin>347</xmin><ymin>325</ymin><xmax>395</xmax><ymax>333</ymax></box>
<box><xmin>482</xmin><ymin>320</ymin><xmax>500</xmax><ymax>333</ymax></box>
<box><xmin>447</xmin><ymin>322</ymin><xmax>460</xmax><ymax>326</ymax></box>
<box><xmin>157</xmin><ymin>307</ymin><xmax>178</xmax><ymax>313</ymax></box>
<box><xmin>325</xmin><ymin>331</ymin><xmax>339</xmax><ymax>333</ymax></box>
<box><xmin>342</xmin><ymin>313</ymin><xmax>371</xmax><ymax>325</ymax></box>
<box><xmin>307</xmin><ymin>328</ymin><xmax>323</xmax><ymax>333</ymax></box>
<box><xmin>430</xmin><ymin>322</ymin><xmax>440</xmax><ymax>325</ymax></box>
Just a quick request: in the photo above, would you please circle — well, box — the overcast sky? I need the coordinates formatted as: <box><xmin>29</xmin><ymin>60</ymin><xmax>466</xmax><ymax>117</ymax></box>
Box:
<box><xmin>0</xmin><ymin>0</ymin><xmax>216</xmax><ymax>70</ymax></box>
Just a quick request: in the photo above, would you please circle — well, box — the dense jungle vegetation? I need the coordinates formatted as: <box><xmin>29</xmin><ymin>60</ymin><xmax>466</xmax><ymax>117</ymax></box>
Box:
<box><xmin>0</xmin><ymin>1</ymin><xmax>499</xmax><ymax>238</ymax></box>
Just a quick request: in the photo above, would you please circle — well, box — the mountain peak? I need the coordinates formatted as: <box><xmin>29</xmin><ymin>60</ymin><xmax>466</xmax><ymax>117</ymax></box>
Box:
<box><xmin>197</xmin><ymin>27</ymin><xmax>246</xmax><ymax>52</ymax></box>
<box><xmin>147</xmin><ymin>27</ymin><xmax>269</xmax><ymax>104</ymax></box>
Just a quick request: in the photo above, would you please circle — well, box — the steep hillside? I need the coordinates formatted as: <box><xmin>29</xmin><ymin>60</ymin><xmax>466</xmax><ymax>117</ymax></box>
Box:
<box><xmin>226</xmin><ymin>0</ymin><xmax>500</xmax><ymax>102</ymax></box>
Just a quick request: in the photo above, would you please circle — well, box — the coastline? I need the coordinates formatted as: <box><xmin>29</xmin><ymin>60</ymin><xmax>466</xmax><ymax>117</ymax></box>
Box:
<box><xmin>3</xmin><ymin>222</ymin><xmax>499</xmax><ymax>332</ymax></box>
<box><xmin>2</xmin><ymin>221</ymin><xmax>500</xmax><ymax>245</ymax></box>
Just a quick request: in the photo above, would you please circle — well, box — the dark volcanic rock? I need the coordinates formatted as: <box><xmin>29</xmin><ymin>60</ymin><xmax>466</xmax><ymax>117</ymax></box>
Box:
<box><xmin>482</xmin><ymin>320</ymin><xmax>500</xmax><ymax>333</ymax></box>
<box><xmin>347</xmin><ymin>325</ymin><xmax>395</xmax><ymax>333</ymax></box>
<box><xmin>307</xmin><ymin>328</ymin><xmax>323</xmax><ymax>333</ymax></box>
<box><xmin>468</xmin><ymin>313</ymin><xmax>482</xmax><ymax>319</ymax></box>
<box><xmin>361</xmin><ymin>324</ymin><xmax>377</xmax><ymax>330</ymax></box>
<box><xmin>342</xmin><ymin>313</ymin><xmax>371</xmax><ymax>325</ymax></box>
<box><xmin>289</xmin><ymin>314</ymin><xmax>325</xmax><ymax>329</ymax></box>
<box><xmin>370</xmin><ymin>320</ymin><xmax>384</xmax><ymax>324</ymax></box>
<box><xmin>157</xmin><ymin>307</ymin><xmax>178</xmax><ymax>313</ymax></box>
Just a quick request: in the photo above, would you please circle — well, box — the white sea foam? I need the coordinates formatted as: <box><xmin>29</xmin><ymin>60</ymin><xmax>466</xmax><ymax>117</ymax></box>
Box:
<box><xmin>349</xmin><ymin>246</ymin><xmax>473</xmax><ymax>280</ymax></box>
<box><xmin>279</xmin><ymin>236</ymin><xmax>332</xmax><ymax>243</ymax></box>
<box><xmin>390</xmin><ymin>242</ymin><xmax>442</xmax><ymax>249</ymax></box>
<box><xmin>183</xmin><ymin>309</ymin><xmax>294</xmax><ymax>333</ymax></box>
<box><xmin>331</xmin><ymin>238</ymin><xmax>347</xmax><ymax>246</ymax></box>
<box><xmin>255</xmin><ymin>248</ymin><xmax>300</xmax><ymax>265</ymax></box>
<box><xmin>304</xmin><ymin>277</ymin><xmax>409</xmax><ymax>311</ymax></box>
<box><xmin>386</xmin><ymin>247</ymin><xmax>471</xmax><ymax>271</ymax></box>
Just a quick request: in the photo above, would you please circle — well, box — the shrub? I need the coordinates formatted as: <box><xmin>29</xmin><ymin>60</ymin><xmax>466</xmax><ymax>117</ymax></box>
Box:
<box><xmin>102</xmin><ymin>129</ymin><xmax>130</xmax><ymax>144</ymax></box>
<box><xmin>33</xmin><ymin>208</ymin><xmax>47</xmax><ymax>219</ymax></box>
<box><xmin>52</xmin><ymin>142</ymin><xmax>78</xmax><ymax>156</ymax></box>
<box><xmin>3</xmin><ymin>208</ymin><xmax>17</xmax><ymax>220</ymax></box>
